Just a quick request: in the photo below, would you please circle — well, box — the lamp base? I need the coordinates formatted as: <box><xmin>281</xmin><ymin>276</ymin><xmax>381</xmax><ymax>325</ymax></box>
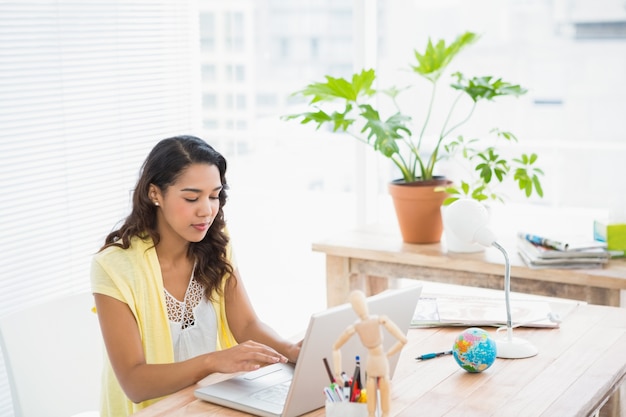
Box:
<box><xmin>496</xmin><ymin>336</ymin><xmax>538</xmax><ymax>359</ymax></box>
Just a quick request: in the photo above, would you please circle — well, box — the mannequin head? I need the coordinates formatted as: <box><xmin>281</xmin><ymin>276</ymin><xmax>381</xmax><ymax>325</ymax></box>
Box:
<box><xmin>349</xmin><ymin>290</ymin><xmax>369</xmax><ymax>320</ymax></box>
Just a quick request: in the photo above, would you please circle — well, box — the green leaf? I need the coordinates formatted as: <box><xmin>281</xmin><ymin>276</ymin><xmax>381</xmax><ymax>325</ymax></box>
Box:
<box><xmin>411</xmin><ymin>31</ymin><xmax>479</xmax><ymax>83</ymax></box>
<box><xmin>284</xmin><ymin>110</ymin><xmax>333</xmax><ymax>129</ymax></box>
<box><xmin>359</xmin><ymin>105</ymin><xmax>412</xmax><ymax>158</ymax></box>
<box><xmin>491</xmin><ymin>129</ymin><xmax>518</xmax><ymax>142</ymax></box>
<box><xmin>533</xmin><ymin>175</ymin><xmax>544</xmax><ymax>197</ymax></box>
<box><xmin>442</xmin><ymin>196</ymin><xmax>459</xmax><ymax>206</ymax></box>
<box><xmin>380</xmin><ymin>85</ymin><xmax>410</xmax><ymax>100</ymax></box>
<box><xmin>443</xmin><ymin>186</ymin><xmax>461</xmax><ymax>195</ymax></box>
<box><xmin>295</xmin><ymin>69</ymin><xmax>376</xmax><ymax>103</ymax></box>
<box><xmin>328</xmin><ymin>109</ymin><xmax>355</xmax><ymax>132</ymax></box>
<box><xmin>451</xmin><ymin>74</ymin><xmax>528</xmax><ymax>102</ymax></box>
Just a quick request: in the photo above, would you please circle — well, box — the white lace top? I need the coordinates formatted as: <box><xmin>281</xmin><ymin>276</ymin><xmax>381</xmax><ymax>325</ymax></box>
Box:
<box><xmin>164</xmin><ymin>277</ymin><xmax>218</xmax><ymax>362</ymax></box>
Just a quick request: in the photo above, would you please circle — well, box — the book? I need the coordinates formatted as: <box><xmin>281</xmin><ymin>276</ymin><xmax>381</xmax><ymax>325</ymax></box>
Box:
<box><xmin>516</xmin><ymin>237</ymin><xmax>610</xmax><ymax>269</ymax></box>
<box><xmin>518</xmin><ymin>250</ymin><xmax>608</xmax><ymax>269</ymax></box>
<box><xmin>411</xmin><ymin>295</ymin><xmax>566</xmax><ymax>328</ymax></box>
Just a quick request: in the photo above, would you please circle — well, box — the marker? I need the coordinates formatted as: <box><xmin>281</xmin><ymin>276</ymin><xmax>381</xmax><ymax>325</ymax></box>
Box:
<box><xmin>415</xmin><ymin>350</ymin><xmax>453</xmax><ymax>360</ymax></box>
<box><xmin>340</xmin><ymin>372</ymin><xmax>351</xmax><ymax>400</ymax></box>
<box><xmin>350</xmin><ymin>356</ymin><xmax>362</xmax><ymax>402</ymax></box>
<box><xmin>332</xmin><ymin>384</ymin><xmax>345</xmax><ymax>402</ymax></box>
<box><xmin>518</xmin><ymin>232</ymin><xmax>569</xmax><ymax>251</ymax></box>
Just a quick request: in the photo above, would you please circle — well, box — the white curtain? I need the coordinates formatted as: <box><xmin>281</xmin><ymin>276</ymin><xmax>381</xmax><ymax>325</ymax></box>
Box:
<box><xmin>0</xmin><ymin>1</ymin><xmax>201</xmax><ymax>415</ymax></box>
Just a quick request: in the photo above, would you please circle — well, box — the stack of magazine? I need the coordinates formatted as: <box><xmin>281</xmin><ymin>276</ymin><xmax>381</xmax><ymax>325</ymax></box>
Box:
<box><xmin>516</xmin><ymin>232</ymin><xmax>610</xmax><ymax>269</ymax></box>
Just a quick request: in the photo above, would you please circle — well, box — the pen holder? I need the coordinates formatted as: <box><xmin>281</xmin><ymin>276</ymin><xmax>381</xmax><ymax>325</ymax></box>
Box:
<box><xmin>325</xmin><ymin>401</ymin><xmax>368</xmax><ymax>417</ymax></box>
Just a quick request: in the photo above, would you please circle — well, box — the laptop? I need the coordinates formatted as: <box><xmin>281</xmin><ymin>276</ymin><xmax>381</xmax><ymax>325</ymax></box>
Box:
<box><xmin>194</xmin><ymin>285</ymin><xmax>423</xmax><ymax>417</ymax></box>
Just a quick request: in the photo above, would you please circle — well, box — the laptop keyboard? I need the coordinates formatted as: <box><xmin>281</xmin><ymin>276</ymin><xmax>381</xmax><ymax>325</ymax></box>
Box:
<box><xmin>250</xmin><ymin>380</ymin><xmax>291</xmax><ymax>406</ymax></box>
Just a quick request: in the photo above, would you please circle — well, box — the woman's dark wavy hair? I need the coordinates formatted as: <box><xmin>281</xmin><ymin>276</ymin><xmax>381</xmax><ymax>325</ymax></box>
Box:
<box><xmin>100</xmin><ymin>135</ymin><xmax>233</xmax><ymax>300</ymax></box>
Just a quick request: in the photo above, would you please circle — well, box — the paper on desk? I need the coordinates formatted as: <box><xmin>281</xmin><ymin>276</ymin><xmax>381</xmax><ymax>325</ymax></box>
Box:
<box><xmin>411</xmin><ymin>296</ymin><xmax>561</xmax><ymax>328</ymax></box>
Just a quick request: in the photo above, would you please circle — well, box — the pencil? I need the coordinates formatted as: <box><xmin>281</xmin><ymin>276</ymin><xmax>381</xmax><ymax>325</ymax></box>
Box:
<box><xmin>322</xmin><ymin>357</ymin><xmax>335</xmax><ymax>383</ymax></box>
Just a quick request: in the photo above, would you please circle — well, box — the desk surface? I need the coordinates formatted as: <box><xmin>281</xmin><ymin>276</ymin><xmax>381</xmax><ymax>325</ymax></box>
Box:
<box><xmin>312</xmin><ymin>226</ymin><xmax>626</xmax><ymax>307</ymax></box>
<box><xmin>132</xmin><ymin>287</ymin><xmax>626</xmax><ymax>417</ymax></box>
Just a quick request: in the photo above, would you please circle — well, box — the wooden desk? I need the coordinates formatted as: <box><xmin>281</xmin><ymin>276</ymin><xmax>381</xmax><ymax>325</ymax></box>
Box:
<box><xmin>131</xmin><ymin>294</ymin><xmax>626</xmax><ymax>417</ymax></box>
<box><xmin>312</xmin><ymin>227</ymin><xmax>626</xmax><ymax>307</ymax></box>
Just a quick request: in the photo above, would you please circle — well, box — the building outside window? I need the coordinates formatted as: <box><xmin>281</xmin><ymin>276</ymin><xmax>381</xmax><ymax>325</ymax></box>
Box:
<box><xmin>195</xmin><ymin>0</ymin><xmax>626</xmax><ymax>337</ymax></box>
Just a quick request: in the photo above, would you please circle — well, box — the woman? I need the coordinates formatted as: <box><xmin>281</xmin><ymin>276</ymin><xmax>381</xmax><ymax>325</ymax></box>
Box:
<box><xmin>91</xmin><ymin>135</ymin><xmax>301</xmax><ymax>416</ymax></box>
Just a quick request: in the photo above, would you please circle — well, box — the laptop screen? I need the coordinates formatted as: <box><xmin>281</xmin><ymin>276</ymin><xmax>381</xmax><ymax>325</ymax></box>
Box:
<box><xmin>195</xmin><ymin>285</ymin><xmax>423</xmax><ymax>417</ymax></box>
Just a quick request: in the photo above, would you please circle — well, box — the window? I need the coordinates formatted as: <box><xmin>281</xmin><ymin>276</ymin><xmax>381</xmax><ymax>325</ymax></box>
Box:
<box><xmin>234</xmin><ymin>65</ymin><xmax>246</xmax><ymax>82</ymax></box>
<box><xmin>202</xmin><ymin>93</ymin><xmax>218</xmax><ymax>108</ymax></box>
<box><xmin>224</xmin><ymin>11</ymin><xmax>245</xmax><ymax>52</ymax></box>
<box><xmin>311</xmin><ymin>37</ymin><xmax>319</xmax><ymax>58</ymax></box>
<box><xmin>378</xmin><ymin>0</ymin><xmax>626</xmax><ymax>208</ymax></box>
<box><xmin>235</xmin><ymin>94</ymin><xmax>246</xmax><ymax>110</ymax></box>
<box><xmin>224</xmin><ymin>64</ymin><xmax>245</xmax><ymax>83</ymax></box>
<box><xmin>200</xmin><ymin>12</ymin><xmax>216</xmax><ymax>52</ymax></box>
<box><xmin>224</xmin><ymin>94</ymin><xmax>234</xmax><ymax>109</ymax></box>
<box><xmin>278</xmin><ymin>37</ymin><xmax>290</xmax><ymax>58</ymax></box>
<box><xmin>255</xmin><ymin>93</ymin><xmax>278</xmax><ymax>107</ymax></box>
<box><xmin>0</xmin><ymin>2</ymin><xmax>201</xmax><ymax>416</ymax></box>
<box><xmin>202</xmin><ymin>64</ymin><xmax>217</xmax><ymax>82</ymax></box>
<box><xmin>203</xmin><ymin>119</ymin><xmax>219</xmax><ymax>130</ymax></box>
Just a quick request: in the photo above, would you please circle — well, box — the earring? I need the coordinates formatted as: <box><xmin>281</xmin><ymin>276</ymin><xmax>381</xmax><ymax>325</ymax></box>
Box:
<box><xmin>153</xmin><ymin>201</ymin><xmax>159</xmax><ymax>206</ymax></box>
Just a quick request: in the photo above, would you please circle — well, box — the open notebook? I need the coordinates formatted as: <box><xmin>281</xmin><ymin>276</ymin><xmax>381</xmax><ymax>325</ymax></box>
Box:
<box><xmin>194</xmin><ymin>285</ymin><xmax>423</xmax><ymax>417</ymax></box>
<box><xmin>411</xmin><ymin>295</ymin><xmax>578</xmax><ymax>328</ymax></box>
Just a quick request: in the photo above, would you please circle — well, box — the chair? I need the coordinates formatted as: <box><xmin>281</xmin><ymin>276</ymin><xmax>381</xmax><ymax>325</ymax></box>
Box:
<box><xmin>0</xmin><ymin>292</ymin><xmax>102</xmax><ymax>417</ymax></box>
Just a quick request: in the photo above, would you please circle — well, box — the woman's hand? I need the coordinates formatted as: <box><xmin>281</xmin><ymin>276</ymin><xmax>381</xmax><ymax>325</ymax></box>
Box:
<box><xmin>206</xmin><ymin>340</ymin><xmax>288</xmax><ymax>374</ymax></box>
<box><xmin>284</xmin><ymin>339</ymin><xmax>303</xmax><ymax>364</ymax></box>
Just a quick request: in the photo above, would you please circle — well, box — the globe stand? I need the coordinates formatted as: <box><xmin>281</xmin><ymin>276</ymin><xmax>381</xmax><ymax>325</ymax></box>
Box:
<box><xmin>493</xmin><ymin>242</ymin><xmax>538</xmax><ymax>359</ymax></box>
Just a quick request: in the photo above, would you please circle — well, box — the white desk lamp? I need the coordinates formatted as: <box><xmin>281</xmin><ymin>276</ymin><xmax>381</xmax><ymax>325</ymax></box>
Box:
<box><xmin>444</xmin><ymin>199</ymin><xmax>538</xmax><ymax>359</ymax></box>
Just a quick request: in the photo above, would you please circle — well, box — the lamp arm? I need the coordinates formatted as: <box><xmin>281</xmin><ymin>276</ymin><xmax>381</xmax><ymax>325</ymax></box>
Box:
<box><xmin>492</xmin><ymin>241</ymin><xmax>513</xmax><ymax>339</ymax></box>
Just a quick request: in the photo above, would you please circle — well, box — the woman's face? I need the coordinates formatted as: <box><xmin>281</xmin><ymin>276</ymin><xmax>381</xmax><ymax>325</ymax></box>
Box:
<box><xmin>150</xmin><ymin>163</ymin><xmax>222</xmax><ymax>245</ymax></box>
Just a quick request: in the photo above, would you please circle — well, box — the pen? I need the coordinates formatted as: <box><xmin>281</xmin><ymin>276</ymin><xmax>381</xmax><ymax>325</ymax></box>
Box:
<box><xmin>415</xmin><ymin>350</ymin><xmax>453</xmax><ymax>360</ymax></box>
<box><xmin>518</xmin><ymin>232</ymin><xmax>569</xmax><ymax>251</ymax></box>
<box><xmin>324</xmin><ymin>386</ymin><xmax>339</xmax><ymax>402</ymax></box>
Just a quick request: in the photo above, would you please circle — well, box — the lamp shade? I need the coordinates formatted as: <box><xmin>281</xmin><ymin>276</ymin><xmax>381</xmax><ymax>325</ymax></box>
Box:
<box><xmin>444</xmin><ymin>199</ymin><xmax>496</xmax><ymax>247</ymax></box>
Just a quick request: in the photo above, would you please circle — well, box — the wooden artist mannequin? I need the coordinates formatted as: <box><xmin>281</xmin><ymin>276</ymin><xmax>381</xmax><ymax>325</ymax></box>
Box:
<box><xmin>332</xmin><ymin>290</ymin><xmax>408</xmax><ymax>417</ymax></box>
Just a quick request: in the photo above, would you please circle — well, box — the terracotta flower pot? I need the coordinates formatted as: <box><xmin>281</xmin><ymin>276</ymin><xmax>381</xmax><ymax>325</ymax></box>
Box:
<box><xmin>388</xmin><ymin>178</ymin><xmax>451</xmax><ymax>244</ymax></box>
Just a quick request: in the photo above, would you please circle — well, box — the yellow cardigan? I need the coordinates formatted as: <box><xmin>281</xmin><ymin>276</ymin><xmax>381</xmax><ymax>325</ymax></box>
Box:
<box><xmin>90</xmin><ymin>236</ymin><xmax>237</xmax><ymax>417</ymax></box>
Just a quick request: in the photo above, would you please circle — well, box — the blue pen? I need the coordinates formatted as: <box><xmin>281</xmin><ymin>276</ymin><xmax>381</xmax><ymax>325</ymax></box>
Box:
<box><xmin>415</xmin><ymin>350</ymin><xmax>453</xmax><ymax>360</ymax></box>
<box><xmin>324</xmin><ymin>386</ymin><xmax>338</xmax><ymax>402</ymax></box>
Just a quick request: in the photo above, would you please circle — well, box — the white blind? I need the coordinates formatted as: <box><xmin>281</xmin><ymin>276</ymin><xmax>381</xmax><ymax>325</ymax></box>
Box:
<box><xmin>0</xmin><ymin>1</ymin><xmax>201</xmax><ymax>415</ymax></box>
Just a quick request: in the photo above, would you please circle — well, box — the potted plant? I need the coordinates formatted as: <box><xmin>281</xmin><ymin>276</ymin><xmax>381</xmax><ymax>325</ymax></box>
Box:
<box><xmin>440</xmin><ymin>129</ymin><xmax>544</xmax><ymax>252</ymax></box>
<box><xmin>441</xmin><ymin>128</ymin><xmax>544</xmax><ymax>207</ymax></box>
<box><xmin>283</xmin><ymin>31</ymin><xmax>543</xmax><ymax>243</ymax></box>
